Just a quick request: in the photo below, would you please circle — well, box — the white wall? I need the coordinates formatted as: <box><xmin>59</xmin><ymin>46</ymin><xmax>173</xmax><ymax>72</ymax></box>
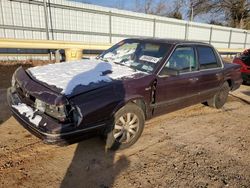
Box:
<box><xmin>0</xmin><ymin>0</ymin><xmax>249</xmax><ymax>49</ymax></box>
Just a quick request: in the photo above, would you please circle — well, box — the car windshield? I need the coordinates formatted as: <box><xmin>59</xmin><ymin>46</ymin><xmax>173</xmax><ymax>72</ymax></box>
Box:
<box><xmin>97</xmin><ymin>39</ymin><xmax>171</xmax><ymax>73</ymax></box>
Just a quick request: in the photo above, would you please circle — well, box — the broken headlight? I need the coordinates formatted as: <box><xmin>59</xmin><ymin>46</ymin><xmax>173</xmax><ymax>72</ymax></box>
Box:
<box><xmin>35</xmin><ymin>99</ymin><xmax>46</xmax><ymax>112</ymax></box>
<box><xmin>45</xmin><ymin>104</ymin><xmax>67</xmax><ymax>122</ymax></box>
<box><xmin>35</xmin><ymin>99</ymin><xmax>67</xmax><ymax>122</ymax></box>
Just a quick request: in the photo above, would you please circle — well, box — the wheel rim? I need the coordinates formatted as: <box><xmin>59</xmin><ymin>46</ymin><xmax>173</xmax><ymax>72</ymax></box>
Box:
<box><xmin>113</xmin><ymin>112</ymin><xmax>139</xmax><ymax>144</ymax></box>
<box><xmin>217</xmin><ymin>86</ymin><xmax>229</xmax><ymax>103</ymax></box>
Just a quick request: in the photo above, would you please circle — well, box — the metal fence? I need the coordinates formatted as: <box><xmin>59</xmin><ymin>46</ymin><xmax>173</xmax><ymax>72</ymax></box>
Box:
<box><xmin>0</xmin><ymin>0</ymin><xmax>250</xmax><ymax>49</ymax></box>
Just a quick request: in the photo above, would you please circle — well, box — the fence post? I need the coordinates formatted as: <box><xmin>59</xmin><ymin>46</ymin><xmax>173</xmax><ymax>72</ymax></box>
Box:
<box><xmin>47</xmin><ymin>1</ymin><xmax>54</xmax><ymax>40</ymax></box>
<box><xmin>0</xmin><ymin>1</ymin><xmax>6</xmax><ymax>38</ymax></box>
<box><xmin>185</xmin><ymin>22</ymin><xmax>189</xmax><ymax>40</ymax></box>
<box><xmin>55</xmin><ymin>50</ymin><xmax>61</xmax><ymax>63</ymax></box>
<box><xmin>228</xmin><ymin>29</ymin><xmax>232</xmax><ymax>48</ymax></box>
<box><xmin>43</xmin><ymin>0</ymin><xmax>50</xmax><ymax>40</ymax></box>
<box><xmin>109</xmin><ymin>11</ymin><xmax>112</xmax><ymax>43</ymax></box>
<box><xmin>244</xmin><ymin>31</ymin><xmax>248</xmax><ymax>49</ymax></box>
<box><xmin>209</xmin><ymin>27</ymin><xmax>213</xmax><ymax>44</ymax></box>
<box><xmin>65</xmin><ymin>48</ymin><xmax>83</xmax><ymax>61</ymax></box>
<box><xmin>153</xmin><ymin>18</ymin><xmax>156</xmax><ymax>38</ymax></box>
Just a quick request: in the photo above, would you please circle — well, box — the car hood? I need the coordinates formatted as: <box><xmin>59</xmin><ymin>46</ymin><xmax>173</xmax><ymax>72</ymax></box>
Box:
<box><xmin>27</xmin><ymin>59</ymin><xmax>147</xmax><ymax>97</ymax></box>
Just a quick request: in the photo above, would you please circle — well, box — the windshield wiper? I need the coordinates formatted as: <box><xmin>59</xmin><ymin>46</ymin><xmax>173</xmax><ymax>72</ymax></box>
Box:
<box><xmin>129</xmin><ymin>66</ymin><xmax>137</xmax><ymax>72</ymax></box>
<box><xmin>96</xmin><ymin>57</ymin><xmax>108</xmax><ymax>62</ymax></box>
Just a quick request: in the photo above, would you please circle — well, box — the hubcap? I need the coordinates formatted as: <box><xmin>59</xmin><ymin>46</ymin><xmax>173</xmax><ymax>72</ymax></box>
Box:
<box><xmin>113</xmin><ymin>112</ymin><xmax>139</xmax><ymax>143</ymax></box>
<box><xmin>217</xmin><ymin>86</ymin><xmax>228</xmax><ymax>103</ymax></box>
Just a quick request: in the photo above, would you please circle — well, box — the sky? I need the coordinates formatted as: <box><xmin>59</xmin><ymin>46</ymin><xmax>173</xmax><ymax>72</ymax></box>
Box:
<box><xmin>70</xmin><ymin>0</ymin><xmax>188</xmax><ymax>18</ymax></box>
<box><xmin>71</xmin><ymin>0</ymin><xmax>136</xmax><ymax>10</ymax></box>
<box><xmin>69</xmin><ymin>0</ymin><xmax>214</xmax><ymax>23</ymax></box>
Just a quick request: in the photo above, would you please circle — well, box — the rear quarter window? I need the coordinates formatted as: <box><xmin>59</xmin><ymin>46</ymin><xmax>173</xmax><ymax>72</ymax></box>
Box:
<box><xmin>197</xmin><ymin>46</ymin><xmax>220</xmax><ymax>69</ymax></box>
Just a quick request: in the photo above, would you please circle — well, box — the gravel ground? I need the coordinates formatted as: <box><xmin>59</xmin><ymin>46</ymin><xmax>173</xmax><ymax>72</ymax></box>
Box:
<box><xmin>0</xmin><ymin>85</ymin><xmax>249</xmax><ymax>188</ymax></box>
<box><xmin>0</xmin><ymin>61</ymin><xmax>250</xmax><ymax>188</ymax></box>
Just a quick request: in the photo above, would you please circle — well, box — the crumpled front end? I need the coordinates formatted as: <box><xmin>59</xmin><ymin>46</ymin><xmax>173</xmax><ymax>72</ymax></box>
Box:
<box><xmin>7</xmin><ymin>86</ymin><xmax>71</xmax><ymax>143</ymax></box>
<box><xmin>7</xmin><ymin>67</ymin><xmax>105</xmax><ymax>144</ymax></box>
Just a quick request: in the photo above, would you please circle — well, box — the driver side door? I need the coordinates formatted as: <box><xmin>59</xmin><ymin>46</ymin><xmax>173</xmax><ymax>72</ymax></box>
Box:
<box><xmin>153</xmin><ymin>45</ymin><xmax>200</xmax><ymax>116</ymax></box>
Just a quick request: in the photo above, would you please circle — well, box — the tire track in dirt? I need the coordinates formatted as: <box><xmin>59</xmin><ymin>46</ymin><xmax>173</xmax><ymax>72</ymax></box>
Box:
<box><xmin>230</xmin><ymin>93</ymin><xmax>250</xmax><ymax>104</ymax></box>
<box><xmin>0</xmin><ymin>99</ymin><xmax>247</xmax><ymax>169</ymax></box>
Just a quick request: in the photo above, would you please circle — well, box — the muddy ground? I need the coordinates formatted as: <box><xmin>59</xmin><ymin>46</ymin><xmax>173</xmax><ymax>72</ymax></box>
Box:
<box><xmin>0</xmin><ymin>63</ymin><xmax>250</xmax><ymax>188</ymax></box>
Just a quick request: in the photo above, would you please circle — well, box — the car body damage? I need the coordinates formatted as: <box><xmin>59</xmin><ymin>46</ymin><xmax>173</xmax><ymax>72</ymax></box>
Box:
<box><xmin>12</xmin><ymin>103</ymin><xmax>42</xmax><ymax>127</ymax></box>
<box><xmin>7</xmin><ymin>38</ymin><xmax>242</xmax><ymax>148</ymax></box>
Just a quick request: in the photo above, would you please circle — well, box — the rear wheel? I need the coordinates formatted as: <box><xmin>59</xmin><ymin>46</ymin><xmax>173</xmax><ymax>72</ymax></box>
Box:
<box><xmin>206</xmin><ymin>82</ymin><xmax>230</xmax><ymax>109</ymax></box>
<box><xmin>105</xmin><ymin>103</ymin><xmax>145</xmax><ymax>150</ymax></box>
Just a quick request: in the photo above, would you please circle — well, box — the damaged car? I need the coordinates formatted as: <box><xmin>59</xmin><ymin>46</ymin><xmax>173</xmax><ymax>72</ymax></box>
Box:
<box><xmin>7</xmin><ymin>38</ymin><xmax>242</xmax><ymax>149</ymax></box>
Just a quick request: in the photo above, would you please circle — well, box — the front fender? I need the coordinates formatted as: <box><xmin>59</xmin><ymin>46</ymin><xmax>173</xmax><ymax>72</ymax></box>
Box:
<box><xmin>111</xmin><ymin>95</ymin><xmax>149</xmax><ymax>119</ymax></box>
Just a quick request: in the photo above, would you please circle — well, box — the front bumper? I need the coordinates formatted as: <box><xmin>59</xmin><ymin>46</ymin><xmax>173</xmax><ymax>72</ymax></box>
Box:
<box><xmin>7</xmin><ymin>87</ymin><xmax>106</xmax><ymax>145</ymax></box>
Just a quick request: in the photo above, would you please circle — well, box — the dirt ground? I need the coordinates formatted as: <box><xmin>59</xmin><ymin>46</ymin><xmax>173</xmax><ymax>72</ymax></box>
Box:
<box><xmin>0</xmin><ymin>64</ymin><xmax>250</xmax><ymax>188</ymax></box>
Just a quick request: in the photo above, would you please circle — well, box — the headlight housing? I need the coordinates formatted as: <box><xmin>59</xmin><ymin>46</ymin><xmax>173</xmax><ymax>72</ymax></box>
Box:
<box><xmin>45</xmin><ymin>104</ymin><xmax>67</xmax><ymax>122</ymax></box>
<box><xmin>35</xmin><ymin>99</ymin><xmax>46</xmax><ymax>112</ymax></box>
<box><xmin>35</xmin><ymin>99</ymin><xmax>67</xmax><ymax>122</ymax></box>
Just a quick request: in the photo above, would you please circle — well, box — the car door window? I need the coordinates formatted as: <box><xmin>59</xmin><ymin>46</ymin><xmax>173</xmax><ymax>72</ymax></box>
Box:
<box><xmin>197</xmin><ymin>46</ymin><xmax>220</xmax><ymax>69</ymax></box>
<box><xmin>160</xmin><ymin>46</ymin><xmax>197</xmax><ymax>75</ymax></box>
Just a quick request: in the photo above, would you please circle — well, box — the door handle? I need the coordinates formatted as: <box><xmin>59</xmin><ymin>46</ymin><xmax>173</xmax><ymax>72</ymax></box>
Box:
<box><xmin>216</xmin><ymin>73</ymin><xmax>222</xmax><ymax>77</ymax></box>
<box><xmin>189</xmin><ymin>77</ymin><xmax>199</xmax><ymax>81</ymax></box>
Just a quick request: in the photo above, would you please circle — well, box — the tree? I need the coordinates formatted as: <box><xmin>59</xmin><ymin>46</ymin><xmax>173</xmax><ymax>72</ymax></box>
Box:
<box><xmin>134</xmin><ymin>0</ymin><xmax>167</xmax><ymax>15</ymax></box>
<box><xmin>209</xmin><ymin>19</ymin><xmax>225</xmax><ymax>26</ymax></box>
<box><xmin>167</xmin><ymin>0</ymin><xmax>184</xmax><ymax>19</ymax></box>
<box><xmin>134</xmin><ymin>0</ymin><xmax>184</xmax><ymax>19</ymax></box>
<box><xmin>188</xmin><ymin>0</ymin><xmax>250</xmax><ymax>29</ymax></box>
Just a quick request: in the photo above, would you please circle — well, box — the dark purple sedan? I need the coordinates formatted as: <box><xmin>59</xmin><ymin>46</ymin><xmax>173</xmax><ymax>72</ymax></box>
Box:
<box><xmin>7</xmin><ymin>38</ymin><xmax>242</xmax><ymax>149</ymax></box>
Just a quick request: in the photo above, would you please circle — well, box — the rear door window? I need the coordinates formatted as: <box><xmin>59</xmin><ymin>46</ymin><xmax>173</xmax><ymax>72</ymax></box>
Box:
<box><xmin>197</xmin><ymin>46</ymin><xmax>220</xmax><ymax>69</ymax></box>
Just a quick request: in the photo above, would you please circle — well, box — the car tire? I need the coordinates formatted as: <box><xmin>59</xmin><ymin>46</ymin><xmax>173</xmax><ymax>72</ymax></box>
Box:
<box><xmin>105</xmin><ymin>103</ymin><xmax>145</xmax><ymax>150</ymax></box>
<box><xmin>207</xmin><ymin>82</ymin><xmax>230</xmax><ymax>109</ymax></box>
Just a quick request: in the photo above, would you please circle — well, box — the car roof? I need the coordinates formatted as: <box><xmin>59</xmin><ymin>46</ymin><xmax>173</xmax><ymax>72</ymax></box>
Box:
<box><xmin>125</xmin><ymin>37</ymin><xmax>210</xmax><ymax>46</ymax></box>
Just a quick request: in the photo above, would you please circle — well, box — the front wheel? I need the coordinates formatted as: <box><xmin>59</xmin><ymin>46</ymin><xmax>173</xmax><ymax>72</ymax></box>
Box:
<box><xmin>206</xmin><ymin>82</ymin><xmax>230</xmax><ymax>109</ymax></box>
<box><xmin>105</xmin><ymin>103</ymin><xmax>145</xmax><ymax>150</ymax></box>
